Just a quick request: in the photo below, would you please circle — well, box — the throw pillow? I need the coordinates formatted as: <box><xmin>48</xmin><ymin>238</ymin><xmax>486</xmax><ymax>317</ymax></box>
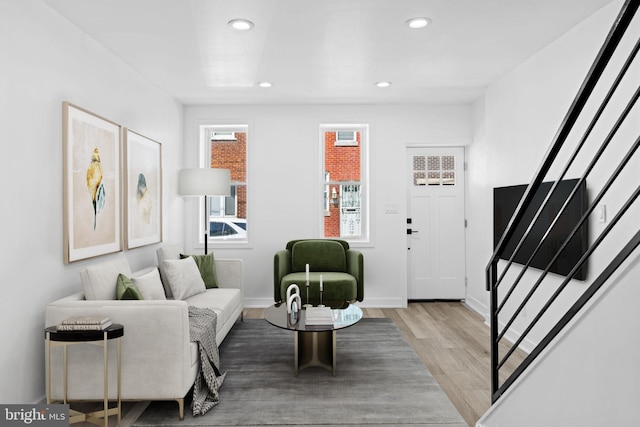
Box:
<box><xmin>116</xmin><ymin>273</ymin><xmax>144</xmax><ymax>300</ymax></box>
<box><xmin>180</xmin><ymin>252</ymin><xmax>218</xmax><ymax>288</ymax></box>
<box><xmin>162</xmin><ymin>257</ymin><xmax>206</xmax><ymax>300</ymax></box>
<box><xmin>82</xmin><ymin>258</ymin><xmax>132</xmax><ymax>300</ymax></box>
<box><xmin>132</xmin><ymin>268</ymin><xmax>167</xmax><ymax>300</ymax></box>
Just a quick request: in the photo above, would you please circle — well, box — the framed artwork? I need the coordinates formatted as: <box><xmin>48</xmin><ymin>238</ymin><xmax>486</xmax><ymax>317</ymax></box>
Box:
<box><xmin>124</xmin><ymin>129</ymin><xmax>162</xmax><ymax>249</ymax></box>
<box><xmin>63</xmin><ymin>102</ymin><xmax>122</xmax><ymax>263</ymax></box>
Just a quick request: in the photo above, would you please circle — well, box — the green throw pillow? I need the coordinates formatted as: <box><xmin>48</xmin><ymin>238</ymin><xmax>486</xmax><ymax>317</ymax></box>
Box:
<box><xmin>116</xmin><ymin>273</ymin><xmax>144</xmax><ymax>300</ymax></box>
<box><xmin>180</xmin><ymin>252</ymin><xmax>218</xmax><ymax>288</ymax></box>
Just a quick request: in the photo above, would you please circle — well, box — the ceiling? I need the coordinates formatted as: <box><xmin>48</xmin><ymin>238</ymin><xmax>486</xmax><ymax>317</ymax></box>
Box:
<box><xmin>42</xmin><ymin>0</ymin><xmax>615</xmax><ymax>105</ymax></box>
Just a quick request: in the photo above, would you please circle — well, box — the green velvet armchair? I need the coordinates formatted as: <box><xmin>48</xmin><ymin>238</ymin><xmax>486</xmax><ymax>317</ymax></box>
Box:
<box><xmin>274</xmin><ymin>239</ymin><xmax>364</xmax><ymax>306</ymax></box>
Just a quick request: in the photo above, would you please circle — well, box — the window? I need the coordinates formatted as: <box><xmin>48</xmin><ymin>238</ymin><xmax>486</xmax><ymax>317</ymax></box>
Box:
<box><xmin>211</xmin><ymin>131</ymin><xmax>236</xmax><ymax>141</ymax></box>
<box><xmin>335</xmin><ymin>131</ymin><xmax>358</xmax><ymax>146</ymax></box>
<box><xmin>321</xmin><ymin>124</ymin><xmax>368</xmax><ymax>241</ymax></box>
<box><xmin>200</xmin><ymin>124</ymin><xmax>248</xmax><ymax>243</ymax></box>
<box><xmin>412</xmin><ymin>155</ymin><xmax>457</xmax><ymax>186</ymax></box>
<box><xmin>210</xmin><ymin>185</ymin><xmax>237</xmax><ymax>216</ymax></box>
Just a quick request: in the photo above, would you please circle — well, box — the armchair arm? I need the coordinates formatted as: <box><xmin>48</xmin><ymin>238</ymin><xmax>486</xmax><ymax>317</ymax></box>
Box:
<box><xmin>346</xmin><ymin>249</ymin><xmax>364</xmax><ymax>302</ymax></box>
<box><xmin>273</xmin><ymin>250</ymin><xmax>291</xmax><ymax>302</ymax></box>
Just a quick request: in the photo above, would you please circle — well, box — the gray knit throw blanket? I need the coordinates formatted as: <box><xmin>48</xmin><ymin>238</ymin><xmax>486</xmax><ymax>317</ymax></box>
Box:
<box><xmin>188</xmin><ymin>306</ymin><xmax>226</xmax><ymax>416</ymax></box>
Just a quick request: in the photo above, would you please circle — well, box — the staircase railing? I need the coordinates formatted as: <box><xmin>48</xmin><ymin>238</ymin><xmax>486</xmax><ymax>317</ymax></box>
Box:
<box><xmin>486</xmin><ymin>0</ymin><xmax>640</xmax><ymax>403</ymax></box>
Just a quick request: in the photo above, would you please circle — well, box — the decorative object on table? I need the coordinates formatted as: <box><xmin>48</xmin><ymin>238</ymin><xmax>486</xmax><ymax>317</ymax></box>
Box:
<box><xmin>304</xmin><ymin>263</ymin><xmax>312</xmax><ymax>307</ymax></box>
<box><xmin>287</xmin><ymin>308</ymin><xmax>299</xmax><ymax>327</ymax></box>
<box><xmin>124</xmin><ymin>129</ymin><xmax>162</xmax><ymax>249</ymax></box>
<box><xmin>318</xmin><ymin>274</ymin><xmax>324</xmax><ymax>307</ymax></box>
<box><xmin>56</xmin><ymin>316</ymin><xmax>112</xmax><ymax>331</ymax></box>
<box><xmin>304</xmin><ymin>306</ymin><xmax>333</xmax><ymax>325</ymax></box>
<box><xmin>285</xmin><ymin>284</ymin><xmax>300</xmax><ymax>314</ymax></box>
<box><xmin>304</xmin><ymin>282</ymin><xmax>311</xmax><ymax>308</ymax></box>
<box><xmin>286</xmin><ymin>284</ymin><xmax>301</xmax><ymax>325</ymax></box>
<box><xmin>178</xmin><ymin>168</ymin><xmax>231</xmax><ymax>254</ymax></box>
<box><xmin>62</xmin><ymin>102</ymin><xmax>122</xmax><ymax>263</ymax></box>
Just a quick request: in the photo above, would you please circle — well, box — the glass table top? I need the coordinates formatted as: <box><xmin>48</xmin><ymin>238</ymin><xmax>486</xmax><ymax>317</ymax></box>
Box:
<box><xmin>264</xmin><ymin>302</ymin><xmax>363</xmax><ymax>332</ymax></box>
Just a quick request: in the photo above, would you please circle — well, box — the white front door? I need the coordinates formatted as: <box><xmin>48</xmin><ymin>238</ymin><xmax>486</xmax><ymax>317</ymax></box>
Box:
<box><xmin>407</xmin><ymin>147</ymin><xmax>466</xmax><ymax>300</ymax></box>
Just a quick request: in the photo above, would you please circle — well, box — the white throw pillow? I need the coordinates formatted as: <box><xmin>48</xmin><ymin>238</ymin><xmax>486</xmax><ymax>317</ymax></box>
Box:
<box><xmin>162</xmin><ymin>257</ymin><xmax>206</xmax><ymax>300</ymax></box>
<box><xmin>82</xmin><ymin>258</ymin><xmax>132</xmax><ymax>300</ymax></box>
<box><xmin>132</xmin><ymin>268</ymin><xmax>167</xmax><ymax>300</ymax></box>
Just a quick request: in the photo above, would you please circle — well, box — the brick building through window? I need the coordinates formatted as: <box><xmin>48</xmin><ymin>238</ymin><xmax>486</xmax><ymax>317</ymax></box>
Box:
<box><xmin>210</xmin><ymin>131</ymin><xmax>247</xmax><ymax>220</ymax></box>
<box><xmin>324</xmin><ymin>130</ymin><xmax>362</xmax><ymax>238</ymax></box>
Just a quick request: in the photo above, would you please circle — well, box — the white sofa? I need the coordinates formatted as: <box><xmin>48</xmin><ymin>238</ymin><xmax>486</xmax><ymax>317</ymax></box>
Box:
<box><xmin>45</xmin><ymin>245</ymin><xmax>243</xmax><ymax>420</ymax></box>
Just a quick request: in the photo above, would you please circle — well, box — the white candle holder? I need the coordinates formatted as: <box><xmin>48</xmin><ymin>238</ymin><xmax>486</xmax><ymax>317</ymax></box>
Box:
<box><xmin>318</xmin><ymin>275</ymin><xmax>325</xmax><ymax>307</ymax></box>
<box><xmin>303</xmin><ymin>280</ymin><xmax>312</xmax><ymax>308</ymax></box>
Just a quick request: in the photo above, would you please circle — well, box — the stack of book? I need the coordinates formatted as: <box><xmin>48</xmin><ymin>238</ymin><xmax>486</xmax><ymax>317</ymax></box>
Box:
<box><xmin>56</xmin><ymin>316</ymin><xmax>112</xmax><ymax>331</ymax></box>
<box><xmin>305</xmin><ymin>307</ymin><xmax>334</xmax><ymax>325</ymax></box>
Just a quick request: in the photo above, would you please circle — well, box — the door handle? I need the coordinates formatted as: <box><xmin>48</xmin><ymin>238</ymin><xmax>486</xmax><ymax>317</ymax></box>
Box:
<box><xmin>407</xmin><ymin>229</ymin><xmax>419</xmax><ymax>235</ymax></box>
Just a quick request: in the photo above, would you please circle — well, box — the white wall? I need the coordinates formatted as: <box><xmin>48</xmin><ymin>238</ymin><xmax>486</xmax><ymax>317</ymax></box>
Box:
<box><xmin>0</xmin><ymin>0</ymin><xmax>183</xmax><ymax>403</ymax></box>
<box><xmin>183</xmin><ymin>104</ymin><xmax>472</xmax><ymax>308</ymax></box>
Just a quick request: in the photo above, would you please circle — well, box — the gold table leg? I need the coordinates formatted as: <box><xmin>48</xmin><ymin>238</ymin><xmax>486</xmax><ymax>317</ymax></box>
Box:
<box><xmin>46</xmin><ymin>334</ymin><xmax>121</xmax><ymax>427</ymax></box>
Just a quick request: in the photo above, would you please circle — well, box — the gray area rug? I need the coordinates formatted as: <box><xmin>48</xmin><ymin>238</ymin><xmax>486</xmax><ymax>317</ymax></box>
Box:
<box><xmin>133</xmin><ymin>318</ymin><xmax>467</xmax><ymax>426</ymax></box>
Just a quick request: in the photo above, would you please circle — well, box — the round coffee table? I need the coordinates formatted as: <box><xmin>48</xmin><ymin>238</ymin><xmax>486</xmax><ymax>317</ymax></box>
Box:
<box><xmin>264</xmin><ymin>302</ymin><xmax>362</xmax><ymax>376</ymax></box>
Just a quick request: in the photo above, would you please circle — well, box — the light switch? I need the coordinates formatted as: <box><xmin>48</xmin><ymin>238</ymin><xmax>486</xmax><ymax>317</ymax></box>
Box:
<box><xmin>596</xmin><ymin>204</ymin><xmax>606</xmax><ymax>223</ymax></box>
<box><xmin>385</xmin><ymin>204</ymin><xmax>398</xmax><ymax>214</ymax></box>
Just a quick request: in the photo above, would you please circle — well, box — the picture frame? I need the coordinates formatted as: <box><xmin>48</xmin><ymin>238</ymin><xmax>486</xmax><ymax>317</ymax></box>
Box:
<box><xmin>124</xmin><ymin>129</ymin><xmax>163</xmax><ymax>249</ymax></box>
<box><xmin>63</xmin><ymin>102</ymin><xmax>122</xmax><ymax>263</ymax></box>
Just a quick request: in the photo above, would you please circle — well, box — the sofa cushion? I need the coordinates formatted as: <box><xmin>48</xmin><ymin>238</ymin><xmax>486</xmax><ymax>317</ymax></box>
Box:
<box><xmin>180</xmin><ymin>252</ymin><xmax>218</xmax><ymax>288</ymax></box>
<box><xmin>291</xmin><ymin>240</ymin><xmax>346</xmax><ymax>272</ymax></box>
<box><xmin>132</xmin><ymin>268</ymin><xmax>166</xmax><ymax>300</ymax></box>
<box><xmin>281</xmin><ymin>272</ymin><xmax>357</xmax><ymax>305</ymax></box>
<box><xmin>116</xmin><ymin>274</ymin><xmax>144</xmax><ymax>300</ymax></box>
<box><xmin>156</xmin><ymin>245</ymin><xmax>183</xmax><ymax>298</ymax></box>
<box><xmin>162</xmin><ymin>257</ymin><xmax>206</xmax><ymax>300</ymax></box>
<box><xmin>81</xmin><ymin>258</ymin><xmax>132</xmax><ymax>300</ymax></box>
<box><xmin>184</xmin><ymin>288</ymin><xmax>242</xmax><ymax>328</ymax></box>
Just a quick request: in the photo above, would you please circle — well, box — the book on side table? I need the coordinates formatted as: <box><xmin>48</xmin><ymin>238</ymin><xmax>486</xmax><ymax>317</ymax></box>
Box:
<box><xmin>56</xmin><ymin>316</ymin><xmax>112</xmax><ymax>331</ymax></box>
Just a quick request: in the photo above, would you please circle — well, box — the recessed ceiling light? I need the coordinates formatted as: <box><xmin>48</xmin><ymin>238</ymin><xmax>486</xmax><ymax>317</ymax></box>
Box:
<box><xmin>375</xmin><ymin>81</ymin><xmax>392</xmax><ymax>88</ymax></box>
<box><xmin>228</xmin><ymin>19</ymin><xmax>254</xmax><ymax>31</ymax></box>
<box><xmin>257</xmin><ymin>82</ymin><xmax>272</xmax><ymax>88</ymax></box>
<box><xmin>406</xmin><ymin>17</ymin><xmax>431</xmax><ymax>29</ymax></box>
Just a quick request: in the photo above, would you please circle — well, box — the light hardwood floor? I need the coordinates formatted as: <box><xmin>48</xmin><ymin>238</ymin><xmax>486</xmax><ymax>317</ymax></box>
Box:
<box><xmin>101</xmin><ymin>301</ymin><xmax>526</xmax><ymax>427</ymax></box>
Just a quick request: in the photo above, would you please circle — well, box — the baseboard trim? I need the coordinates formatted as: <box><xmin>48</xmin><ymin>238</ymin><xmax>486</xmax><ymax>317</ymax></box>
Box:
<box><xmin>498</xmin><ymin>321</ymin><xmax>537</xmax><ymax>354</ymax></box>
<box><xmin>243</xmin><ymin>297</ymin><xmax>407</xmax><ymax>308</ymax></box>
<box><xmin>461</xmin><ymin>295</ymin><xmax>537</xmax><ymax>354</ymax></box>
<box><xmin>464</xmin><ymin>295</ymin><xmax>489</xmax><ymax>322</ymax></box>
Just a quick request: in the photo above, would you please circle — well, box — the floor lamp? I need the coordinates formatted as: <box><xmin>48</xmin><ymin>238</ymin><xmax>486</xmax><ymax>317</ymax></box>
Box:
<box><xmin>178</xmin><ymin>168</ymin><xmax>231</xmax><ymax>254</ymax></box>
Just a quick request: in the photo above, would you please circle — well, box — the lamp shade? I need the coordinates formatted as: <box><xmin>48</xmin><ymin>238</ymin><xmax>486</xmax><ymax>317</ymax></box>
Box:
<box><xmin>178</xmin><ymin>168</ymin><xmax>231</xmax><ymax>196</ymax></box>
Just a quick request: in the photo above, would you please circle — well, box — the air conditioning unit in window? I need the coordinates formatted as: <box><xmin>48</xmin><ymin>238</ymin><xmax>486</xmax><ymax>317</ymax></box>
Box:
<box><xmin>335</xmin><ymin>131</ymin><xmax>358</xmax><ymax>146</ymax></box>
<box><xmin>211</xmin><ymin>131</ymin><xmax>236</xmax><ymax>141</ymax></box>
